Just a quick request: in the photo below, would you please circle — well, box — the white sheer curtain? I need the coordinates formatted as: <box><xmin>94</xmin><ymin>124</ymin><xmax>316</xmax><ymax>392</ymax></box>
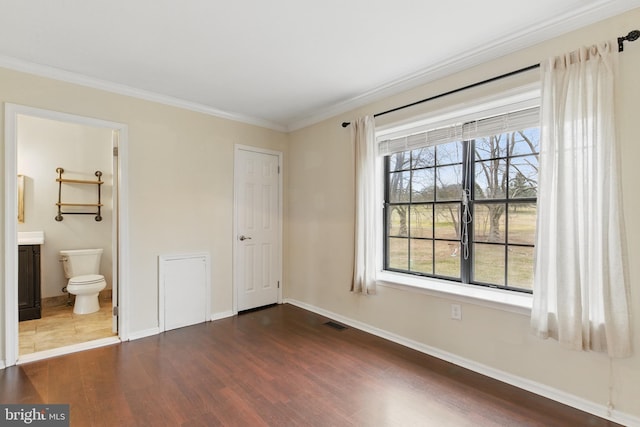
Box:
<box><xmin>531</xmin><ymin>41</ymin><xmax>631</xmax><ymax>357</ymax></box>
<box><xmin>351</xmin><ymin>115</ymin><xmax>377</xmax><ymax>295</ymax></box>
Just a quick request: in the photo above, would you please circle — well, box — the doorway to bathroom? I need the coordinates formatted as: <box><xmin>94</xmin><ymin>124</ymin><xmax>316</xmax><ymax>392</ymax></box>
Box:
<box><xmin>4</xmin><ymin>104</ymin><xmax>129</xmax><ymax>366</ymax></box>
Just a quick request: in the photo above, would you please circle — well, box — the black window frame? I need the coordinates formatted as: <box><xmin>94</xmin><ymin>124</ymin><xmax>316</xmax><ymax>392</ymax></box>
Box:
<box><xmin>383</xmin><ymin>127</ymin><xmax>539</xmax><ymax>294</ymax></box>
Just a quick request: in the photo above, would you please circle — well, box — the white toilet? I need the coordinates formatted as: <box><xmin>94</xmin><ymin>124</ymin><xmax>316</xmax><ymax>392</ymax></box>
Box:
<box><xmin>59</xmin><ymin>248</ymin><xmax>107</xmax><ymax>314</ymax></box>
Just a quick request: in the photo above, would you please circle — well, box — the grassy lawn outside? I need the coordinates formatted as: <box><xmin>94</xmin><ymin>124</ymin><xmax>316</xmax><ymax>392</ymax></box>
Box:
<box><xmin>387</xmin><ymin>204</ymin><xmax>535</xmax><ymax>290</ymax></box>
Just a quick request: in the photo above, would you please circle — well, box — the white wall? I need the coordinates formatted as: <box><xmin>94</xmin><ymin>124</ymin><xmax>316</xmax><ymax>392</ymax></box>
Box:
<box><xmin>287</xmin><ymin>8</ymin><xmax>640</xmax><ymax>423</ymax></box>
<box><xmin>17</xmin><ymin>115</ymin><xmax>113</xmax><ymax>298</ymax></box>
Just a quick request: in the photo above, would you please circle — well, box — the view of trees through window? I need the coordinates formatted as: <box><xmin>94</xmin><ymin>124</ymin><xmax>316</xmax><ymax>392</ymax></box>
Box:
<box><xmin>384</xmin><ymin>126</ymin><xmax>539</xmax><ymax>292</ymax></box>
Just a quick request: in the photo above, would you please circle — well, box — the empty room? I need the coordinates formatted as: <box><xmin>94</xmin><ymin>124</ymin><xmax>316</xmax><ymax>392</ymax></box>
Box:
<box><xmin>1</xmin><ymin>1</ymin><xmax>639</xmax><ymax>426</ymax></box>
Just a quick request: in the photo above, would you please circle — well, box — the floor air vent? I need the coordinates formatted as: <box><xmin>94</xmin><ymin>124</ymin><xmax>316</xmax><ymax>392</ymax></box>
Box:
<box><xmin>324</xmin><ymin>321</ymin><xmax>347</xmax><ymax>330</ymax></box>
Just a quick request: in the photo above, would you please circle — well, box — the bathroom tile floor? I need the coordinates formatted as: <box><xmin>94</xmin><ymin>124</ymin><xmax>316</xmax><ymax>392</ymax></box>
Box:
<box><xmin>18</xmin><ymin>300</ymin><xmax>116</xmax><ymax>356</ymax></box>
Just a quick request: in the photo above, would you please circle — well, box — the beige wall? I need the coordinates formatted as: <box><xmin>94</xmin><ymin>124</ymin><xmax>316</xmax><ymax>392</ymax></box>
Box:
<box><xmin>17</xmin><ymin>115</ymin><xmax>114</xmax><ymax>298</ymax></box>
<box><xmin>0</xmin><ymin>67</ymin><xmax>289</xmax><ymax>344</ymax></box>
<box><xmin>287</xmin><ymin>8</ymin><xmax>640</xmax><ymax>421</ymax></box>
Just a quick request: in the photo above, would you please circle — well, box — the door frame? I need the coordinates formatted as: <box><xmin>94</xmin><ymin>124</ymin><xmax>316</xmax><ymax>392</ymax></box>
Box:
<box><xmin>3</xmin><ymin>104</ymin><xmax>130</xmax><ymax>367</ymax></box>
<box><xmin>232</xmin><ymin>145</ymin><xmax>283</xmax><ymax>314</ymax></box>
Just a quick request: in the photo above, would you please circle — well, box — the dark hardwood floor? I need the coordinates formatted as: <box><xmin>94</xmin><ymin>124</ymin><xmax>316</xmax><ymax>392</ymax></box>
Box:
<box><xmin>0</xmin><ymin>303</ymin><xmax>621</xmax><ymax>426</ymax></box>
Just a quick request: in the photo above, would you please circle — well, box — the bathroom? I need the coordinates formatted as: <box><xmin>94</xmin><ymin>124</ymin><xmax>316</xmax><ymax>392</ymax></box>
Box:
<box><xmin>17</xmin><ymin>113</ymin><xmax>116</xmax><ymax>356</ymax></box>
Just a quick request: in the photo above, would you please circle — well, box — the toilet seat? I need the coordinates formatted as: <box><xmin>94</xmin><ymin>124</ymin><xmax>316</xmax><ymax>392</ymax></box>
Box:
<box><xmin>68</xmin><ymin>274</ymin><xmax>105</xmax><ymax>285</ymax></box>
<box><xmin>66</xmin><ymin>274</ymin><xmax>107</xmax><ymax>314</ymax></box>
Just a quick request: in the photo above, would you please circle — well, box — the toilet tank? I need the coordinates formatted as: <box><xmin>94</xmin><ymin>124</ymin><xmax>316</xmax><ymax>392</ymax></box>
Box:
<box><xmin>59</xmin><ymin>248</ymin><xmax>103</xmax><ymax>278</ymax></box>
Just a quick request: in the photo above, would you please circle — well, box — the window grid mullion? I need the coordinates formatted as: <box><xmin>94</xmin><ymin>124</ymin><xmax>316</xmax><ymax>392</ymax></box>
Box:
<box><xmin>504</xmin><ymin>201</ymin><xmax>509</xmax><ymax>288</ymax></box>
<box><xmin>503</xmin><ymin>156</ymin><xmax>510</xmax><ymax>287</ymax></box>
<box><xmin>408</xmin><ymin>152</ymin><xmax>413</xmax><ymax>271</ymax></box>
<box><xmin>431</xmin><ymin>204</ymin><xmax>435</xmax><ymax>276</ymax></box>
<box><xmin>461</xmin><ymin>140</ymin><xmax>473</xmax><ymax>284</ymax></box>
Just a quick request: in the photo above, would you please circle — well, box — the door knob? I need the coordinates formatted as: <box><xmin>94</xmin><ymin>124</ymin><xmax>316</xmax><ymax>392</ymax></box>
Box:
<box><xmin>239</xmin><ymin>235</ymin><xmax>252</xmax><ymax>241</ymax></box>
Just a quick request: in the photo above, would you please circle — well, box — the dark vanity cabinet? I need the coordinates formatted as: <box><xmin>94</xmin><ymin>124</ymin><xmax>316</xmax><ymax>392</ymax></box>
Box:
<box><xmin>18</xmin><ymin>244</ymin><xmax>41</xmax><ymax>321</ymax></box>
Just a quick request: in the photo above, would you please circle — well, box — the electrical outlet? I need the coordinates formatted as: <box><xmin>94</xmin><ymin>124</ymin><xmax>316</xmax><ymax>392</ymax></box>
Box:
<box><xmin>451</xmin><ymin>304</ymin><xmax>462</xmax><ymax>320</ymax></box>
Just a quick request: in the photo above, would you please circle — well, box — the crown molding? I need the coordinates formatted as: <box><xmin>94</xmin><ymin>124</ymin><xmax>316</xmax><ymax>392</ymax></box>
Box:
<box><xmin>286</xmin><ymin>0</ymin><xmax>640</xmax><ymax>132</ymax></box>
<box><xmin>0</xmin><ymin>55</ymin><xmax>289</xmax><ymax>133</ymax></box>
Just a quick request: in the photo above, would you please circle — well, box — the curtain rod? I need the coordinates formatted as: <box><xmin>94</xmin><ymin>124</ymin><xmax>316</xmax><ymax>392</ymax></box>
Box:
<box><xmin>341</xmin><ymin>29</ymin><xmax>640</xmax><ymax>128</ymax></box>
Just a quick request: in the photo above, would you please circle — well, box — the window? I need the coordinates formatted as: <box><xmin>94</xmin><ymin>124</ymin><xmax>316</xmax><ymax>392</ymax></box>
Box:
<box><xmin>381</xmin><ymin>106</ymin><xmax>539</xmax><ymax>293</ymax></box>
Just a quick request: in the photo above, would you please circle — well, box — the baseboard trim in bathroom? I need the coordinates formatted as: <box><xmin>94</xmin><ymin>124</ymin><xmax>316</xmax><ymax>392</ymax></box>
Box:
<box><xmin>16</xmin><ymin>336</ymin><xmax>120</xmax><ymax>365</ymax></box>
<box><xmin>41</xmin><ymin>295</ymin><xmax>72</xmax><ymax>308</ymax></box>
<box><xmin>99</xmin><ymin>289</ymin><xmax>112</xmax><ymax>301</ymax></box>
<box><xmin>42</xmin><ymin>289</ymin><xmax>112</xmax><ymax>308</ymax></box>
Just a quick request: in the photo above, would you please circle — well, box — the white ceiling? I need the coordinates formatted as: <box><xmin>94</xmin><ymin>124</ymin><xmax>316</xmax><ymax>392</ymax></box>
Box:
<box><xmin>0</xmin><ymin>1</ymin><xmax>638</xmax><ymax>131</ymax></box>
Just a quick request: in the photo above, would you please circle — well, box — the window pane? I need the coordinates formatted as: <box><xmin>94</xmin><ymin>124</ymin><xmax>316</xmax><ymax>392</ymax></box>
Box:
<box><xmin>435</xmin><ymin>241</ymin><xmax>460</xmax><ymax>278</ymax></box>
<box><xmin>508</xmin><ymin>203</ymin><xmax>536</xmax><ymax>245</ymax></box>
<box><xmin>474</xmin><ymin>159</ymin><xmax>506</xmax><ymax>199</ymax></box>
<box><xmin>473</xmin><ymin>203</ymin><xmax>506</xmax><ymax>243</ymax></box>
<box><xmin>436</xmin><ymin>141</ymin><xmax>463</xmax><ymax>165</ymax></box>
<box><xmin>434</xmin><ymin>204</ymin><xmax>460</xmax><ymax>239</ymax></box>
<box><xmin>387</xmin><ymin>237</ymin><xmax>408</xmax><ymax>270</ymax></box>
<box><xmin>510</xmin><ymin>128</ymin><xmax>540</xmax><ymax>156</ymax></box>
<box><xmin>475</xmin><ymin>134</ymin><xmax>508</xmax><ymax>160</ymax></box>
<box><xmin>410</xmin><ymin>239</ymin><xmax>433</xmax><ymax>274</ymax></box>
<box><xmin>507</xmin><ymin>246</ymin><xmax>534</xmax><ymax>290</ymax></box>
<box><xmin>411</xmin><ymin>168</ymin><xmax>435</xmax><ymax>202</ymax></box>
<box><xmin>436</xmin><ymin>165</ymin><xmax>462</xmax><ymax>201</ymax></box>
<box><xmin>412</xmin><ymin>147</ymin><xmax>435</xmax><ymax>168</ymax></box>
<box><xmin>509</xmin><ymin>155</ymin><xmax>538</xmax><ymax>199</ymax></box>
<box><xmin>389</xmin><ymin>151</ymin><xmax>410</xmax><ymax>172</ymax></box>
<box><xmin>389</xmin><ymin>171</ymin><xmax>410</xmax><ymax>202</ymax></box>
<box><xmin>473</xmin><ymin>243</ymin><xmax>505</xmax><ymax>285</ymax></box>
<box><xmin>410</xmin><ymin>205</ymin><xmax>433</xmax><ymax>238</ymax></box>
<box><xmin>388</xmin><ymin>205</ymin><xmax>409</xmax><ymax>237</ymax></box>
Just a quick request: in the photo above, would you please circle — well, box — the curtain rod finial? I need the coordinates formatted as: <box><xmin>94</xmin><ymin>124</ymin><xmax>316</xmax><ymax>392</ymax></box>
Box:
<box><xmin>342</xmin><ymin>121</ymin><xmax>351</xmax><ymax>128</ymax></box>
<box><xmin>618</xmin><ymin>29</ymin><xmax>640</xmax><ymax>51</ymax></box>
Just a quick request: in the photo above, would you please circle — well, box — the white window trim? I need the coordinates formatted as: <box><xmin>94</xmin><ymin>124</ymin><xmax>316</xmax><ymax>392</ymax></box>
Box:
<box><xmin>377</xmin><ymin>271</ymin><xmax>532</xmax><ymax>315</ymax></box>
<box><xmin>374</xmin><ymin>84</ymin><xmax>539</xmax><ymax>315</ymax></box>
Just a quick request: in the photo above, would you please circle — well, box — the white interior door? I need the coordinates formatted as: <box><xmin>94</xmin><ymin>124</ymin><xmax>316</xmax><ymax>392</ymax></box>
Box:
<box><xmin>235</xmin><ymin>147</ymin><xmax>281</xmax><ymax>311</ymax></box>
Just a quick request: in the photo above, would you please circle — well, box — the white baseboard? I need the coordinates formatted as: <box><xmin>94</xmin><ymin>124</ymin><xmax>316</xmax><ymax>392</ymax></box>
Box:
<box><xmin>212</xmin><ymin>310</ymin><xmax>234</xmax><ymax>321</ymax></box>
<box><xmin>127</xmin><ymin>327</ymin><xmax>161</xmax><ymax>341</ymax></box>
<box><xmin>125</xmin><ymin>311</ymin><xmax>234</xmax><ymax>342</ymax></box>
<box><xmin>284</xmin><ymin>298</ymin><xmax>640</xmax><ymax>427</ymax></box>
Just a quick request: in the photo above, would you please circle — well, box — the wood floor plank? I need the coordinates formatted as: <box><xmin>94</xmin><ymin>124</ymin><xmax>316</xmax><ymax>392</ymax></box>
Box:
<box><xmin>0</xmin><ymin>304</ymin><xmax>622</xmax><ymax>426</ymax></box>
